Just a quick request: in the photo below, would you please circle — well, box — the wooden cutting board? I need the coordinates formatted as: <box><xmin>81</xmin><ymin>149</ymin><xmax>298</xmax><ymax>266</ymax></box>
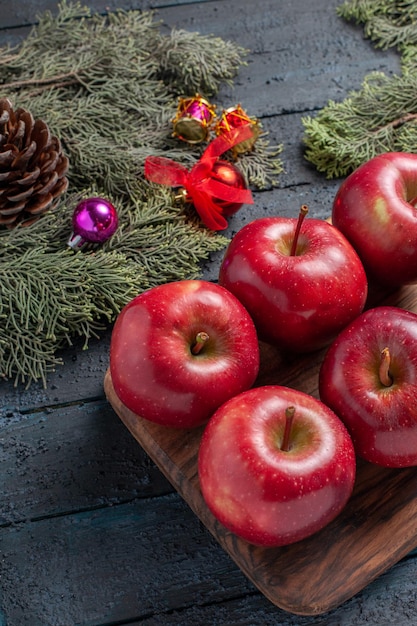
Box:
<box><xmin>103</xmin><ymin>283</ymin><xmax>417</xmax><ymax>616</ymax></box>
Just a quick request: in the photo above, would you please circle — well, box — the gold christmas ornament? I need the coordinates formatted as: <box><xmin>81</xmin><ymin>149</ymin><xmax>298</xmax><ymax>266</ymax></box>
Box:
<box><xmin>172</xmin><ymin>94</ymin><xmax>217</xmax><ymax>144</ymax></box>
<box><xmin>0</xmin><ymin>98</ymin><xmax>69</xmax><ymax>227</ymax></box>
<box><xmin>214</xmin><ymin>104</ymin><xmax>261</xmax><ymax>156</ymax></box>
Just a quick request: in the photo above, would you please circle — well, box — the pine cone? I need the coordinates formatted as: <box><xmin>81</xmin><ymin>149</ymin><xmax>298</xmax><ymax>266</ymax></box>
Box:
<box><xmin>0</xmin><ymin>98</ymin><xmax>69</xmax><ymax>227</ymax></box>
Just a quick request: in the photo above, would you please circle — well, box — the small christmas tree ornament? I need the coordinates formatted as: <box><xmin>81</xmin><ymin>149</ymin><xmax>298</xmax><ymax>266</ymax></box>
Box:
<box><xmin>67</xmin><ymin>197</ymin><xmax>118</xmax><ymax>250</ymax></box>
<box><xmin>145</xmin><ymin>126</ymin><xmax>254</xmax><ymax>230</ymax></box>
<box><xmin>214</xmin><ymin>104</ymin><xmax>261</xmax><ymax>156</ymax></box>
<box><xmin>197</xmin><ymin>160</ymin><xmax>247</xmax><ymax>217</ymax></box>
<box><xmin>0</xmin><ymin>98</ymin><xmax>69</xmax><ymax>227</ymax></box>
<box><xmin>172</xmin><ymin>94</ymin><xmax>217</xmax><ymax>144</ymax></box>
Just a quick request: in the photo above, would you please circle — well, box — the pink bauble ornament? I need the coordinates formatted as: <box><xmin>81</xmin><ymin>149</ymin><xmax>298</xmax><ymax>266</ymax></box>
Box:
<box><xmin>67</xmin><ymin>197</ymin><xmax>118</xmax><ymax>249</ymax></box>
<box><xmin>172</xmin><ymin>94</ymin><xmax>216</xmax><ymax>144</ymax></box>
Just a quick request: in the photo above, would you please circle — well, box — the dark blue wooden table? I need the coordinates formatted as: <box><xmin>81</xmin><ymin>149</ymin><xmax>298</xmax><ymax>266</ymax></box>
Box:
<box><xmin>1</xmin><ymin>1</ymin><xmax>416</xmax><ymax>624</ymax></box>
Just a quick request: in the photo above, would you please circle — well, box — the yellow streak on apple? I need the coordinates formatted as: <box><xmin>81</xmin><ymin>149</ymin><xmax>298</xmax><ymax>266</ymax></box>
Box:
<box><xmin>374</xmin><ymin>196</ymin><xmax>390</xmax><ymax>225</ymax></box>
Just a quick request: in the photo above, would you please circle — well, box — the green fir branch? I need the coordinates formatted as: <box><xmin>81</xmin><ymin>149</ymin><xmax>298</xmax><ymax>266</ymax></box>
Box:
<box><xmin>227</xmin><ymin>135</ymin><xmax>284</xmax><ymax>190</ymax></box>
<box><xmin>154</xmin><ymin>27</ymin><xmax>248</xmax><ymax>96</ymax></box>
<box><xmin>302</xmin><ymin>70</ymin><xmax>417</xmax><ymax>178</ymax></box>
<box><xmin>302</xmin><ymin>0</ymin><xmax>417</xmax><ymax>178</ymax></box>
<box><xmin>0</xmin><ymin>1</ymin><xmax>282</xmax><ymax>387</ymax></box>
<box><xmin>337</xmin><ymin>1</ymin><xmax>417</xmax><ymax>57</ymax></box>
<box><xmin>337</xmin><ymin>1</ymin><xmax>417</xmax><ymax>73</ymax></box>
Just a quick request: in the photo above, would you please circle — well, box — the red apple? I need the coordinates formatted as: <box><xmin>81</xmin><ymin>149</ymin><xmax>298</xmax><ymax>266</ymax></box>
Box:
<box><xmin>332</xmin><ymin>152</ymin><xmax>417</xmax><ymax>288</ymax></box>
<box><xmin>109</xmin><ymin>279</ymin><xmax>260</xmax><ymax>428</ymax></box>
<box><xmin>198</xmin><ymin>385</ymin><xmax>356</xmax><ymax>547</ymax></box>
<box><xmin>218</xmin><ymin>207</ymin><xmax>368</xmax><ymax>353</ymax></box>
<box><xmin>319</xmin><ymin>305</ymin><xmax>417</xmax><ymax>467</ymax></box>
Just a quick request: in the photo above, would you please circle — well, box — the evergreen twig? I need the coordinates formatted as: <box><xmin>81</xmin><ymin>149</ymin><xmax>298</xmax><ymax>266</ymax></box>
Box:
<box><xmin>302</xmin><ymin>0</ymin><xmax>417</xmax><ymax>178</ymax></box>
<box><xmin>337</xmin><ymin>0</ymin><xmax>417</xmax><ymax>63</ymax></box>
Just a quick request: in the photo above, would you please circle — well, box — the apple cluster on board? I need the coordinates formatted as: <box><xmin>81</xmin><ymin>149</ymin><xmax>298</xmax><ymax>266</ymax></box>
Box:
<box><xmin>108</xmin><ymin>150</ymin><xmax>417</xmax><ymax>549</ymax></box>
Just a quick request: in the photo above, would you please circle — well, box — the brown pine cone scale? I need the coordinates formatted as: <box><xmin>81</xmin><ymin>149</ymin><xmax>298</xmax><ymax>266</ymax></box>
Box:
<box><xmin>0</xmin><ymin>98</ymin><xmax>69</xmax><ymax>227</ymax></box>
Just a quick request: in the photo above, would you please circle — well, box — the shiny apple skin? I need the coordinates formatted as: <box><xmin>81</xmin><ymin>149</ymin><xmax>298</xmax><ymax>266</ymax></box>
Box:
<box><xmin>218</xmin><ymin>216</ymin><xmax>368</xmax><ymax>353</ymax></box>
<box><xmin>110</xmin><ymin>280</ymin><xmax>260</xmax><ymax>428</ymax></box>
<box><xmin>332</xmin><ymin>152</ymin><xmax>417</xmax><ymax>287</ymax></box>
<box><xmin>198</xmin><ymin>385</ymin><xmax>356</xmax><ymax>547</ymax></box>
<box><xmin>319</xmin><ymin>306</ymin><xmax>417</xmax><ymax>467</ymax></box>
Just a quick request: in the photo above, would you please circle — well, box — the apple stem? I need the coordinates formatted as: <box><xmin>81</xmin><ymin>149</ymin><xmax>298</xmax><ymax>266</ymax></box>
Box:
<box><xmin>191</xmin><ymin>331</ymin><xmax>210</xmax><ymax>355</ymax></box>
<box><xmin>379</xmin><ymin>347</ymin><xmax>393</xmax><ymax>387</ymax></box>
<box><xmin>281</xmin><ymin>406</ymin><xmax>295</xmax><ymax>452</ymax></box>
<box><xmin>290</xmin><ymin>205</ymin><xmax>309</xmax><ymax>256</ymax></box>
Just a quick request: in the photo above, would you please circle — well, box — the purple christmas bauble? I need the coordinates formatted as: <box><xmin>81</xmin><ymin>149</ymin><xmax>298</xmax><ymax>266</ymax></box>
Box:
<box><xmin>68</xmin><ymin>197</ymin><xmax>118</xmax><ymax>249</ymax></box>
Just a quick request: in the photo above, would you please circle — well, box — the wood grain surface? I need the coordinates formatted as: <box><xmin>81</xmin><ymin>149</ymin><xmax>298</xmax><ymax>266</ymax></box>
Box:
<box><xmin>104</xmin><ymin>284</ymin><xmax>417</xmax><ymax>616</ymax></box>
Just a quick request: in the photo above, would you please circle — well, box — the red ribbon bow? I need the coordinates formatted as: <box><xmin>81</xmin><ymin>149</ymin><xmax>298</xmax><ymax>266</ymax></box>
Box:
<box><xmin>144</xmin><ymin>126</ymin><xmax>254</xmax><ymax>230</ymax></box>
